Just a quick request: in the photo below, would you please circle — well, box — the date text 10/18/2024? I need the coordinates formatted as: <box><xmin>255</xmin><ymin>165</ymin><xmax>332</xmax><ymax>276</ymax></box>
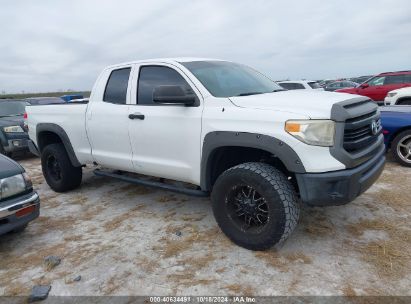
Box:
<box><xmin>149</xmin><ymin>297</ymin><xmax>256</xmax><ymax>303</ymax></box>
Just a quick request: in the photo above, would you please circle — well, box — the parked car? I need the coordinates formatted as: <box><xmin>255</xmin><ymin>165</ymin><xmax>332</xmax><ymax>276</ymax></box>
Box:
<box><xmin>380</xmin><ymin>106</ymin><xmax>411</xmax><ymax>167</ymax></box>
<box><xmin>0</xmin><ymin>153</ymin><xmax>39</xmax><ymax>235</ymax></box>
<box><xmin>277</xmin><ymin>80</ymin><xmax>324</xmax><ymax>91</ymax></box>
<box><xmin>1</xmin><ymin>98</ymin><xmax>65</xmax><ymax>156</ymax></box>
<box><xmin>60</xmin><ymin>95</ymin><xmax>84</xmax><ymax>102</ymax></box>
<box><xmin>0</xmin><ymin>100</ymin><xmax>30</xmax><ymax>156</ymax></box>
<box><xmin>325</xmin><ymin>81</ymin><xmax>359</xmax><ymax>92</ymax></box>
<box><xmin>336</xmin><ymin>71</ymin><xmax>411</xmax><ymax>104</ymax></box>
<box><xmin>318</xmin><ymin>80</ymin><xmax>335</xmax><ymax>88</ymax></box>
<box><xmin>384</xmin><ymin>87</ymin><xmax>411</xmax><ymax>105</ymax></box>
<box><xmin>26</xmin><ymin>58</ymin><xmax>385</xmax><ymax>250</ymax></box>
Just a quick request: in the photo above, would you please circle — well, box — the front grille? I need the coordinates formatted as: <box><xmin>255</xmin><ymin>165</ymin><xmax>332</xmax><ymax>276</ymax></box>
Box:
<box><xmin>343</xmin><ymin>111</ymin><xmax>381</xmax><ymax>153</ymax></box>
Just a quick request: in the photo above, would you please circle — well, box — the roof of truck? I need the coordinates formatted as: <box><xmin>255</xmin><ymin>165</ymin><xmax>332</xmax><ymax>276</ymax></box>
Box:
<box><xmin>106</xmin><ymin>57</ymin><xmax>224</xmax><ymax>69</ymax></box>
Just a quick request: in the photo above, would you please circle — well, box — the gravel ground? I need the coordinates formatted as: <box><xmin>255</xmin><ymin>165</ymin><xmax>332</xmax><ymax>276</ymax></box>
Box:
<box><xmin>0</xmin><ymin>156</ymin><xmax>410</xmax><ymax>296</ymax></box>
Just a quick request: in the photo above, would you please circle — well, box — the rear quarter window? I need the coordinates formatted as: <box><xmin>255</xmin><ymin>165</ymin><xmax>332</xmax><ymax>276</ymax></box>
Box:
<box><xmin>278</xmin><ymin>83</ymin><xmax>294</xmax><ymax>90</ymax></box>
<box><xmin>103</xmin><ymin>68</ymin><xmax>131</xmax><ymax>104</ymax></box>
<box><xmin>384</xmin><ymin>75</ymin><xmax>405</xmax><ymax>85</ymax></box>
<box><xmin>308</xmin><ymin>82</ymin><xmax>321</xmax><ymax>89</ymax></box>
<box><xmin>279</xmin><ymin>83</ymin><xmax>305</xmax><ymax>90</ymax></box>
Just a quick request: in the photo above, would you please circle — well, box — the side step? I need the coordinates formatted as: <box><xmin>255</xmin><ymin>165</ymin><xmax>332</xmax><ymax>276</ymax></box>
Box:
<box><xmin>93</xmin><ymin>169</ymin><xmax>209</xmax><ymax>197</ymax></box>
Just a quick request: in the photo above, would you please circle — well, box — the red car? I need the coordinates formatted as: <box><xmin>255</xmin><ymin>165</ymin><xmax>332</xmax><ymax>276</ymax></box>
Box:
<box><xmin>336</xmin><ymin>71</ymin><xmax>411</xmax><ymax>103</ymax></box>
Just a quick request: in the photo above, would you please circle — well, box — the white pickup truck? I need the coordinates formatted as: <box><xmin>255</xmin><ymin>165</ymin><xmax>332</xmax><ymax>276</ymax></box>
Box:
<box><xmin>27</xmin><ymin>58</ymin><xmax>385</xmax><ymax>250</ymax></box>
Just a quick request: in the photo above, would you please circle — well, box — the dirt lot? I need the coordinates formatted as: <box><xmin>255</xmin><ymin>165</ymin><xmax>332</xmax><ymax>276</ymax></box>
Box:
<box><xmin>0</xmin><ymin>156</ymin><xmax>410</xmax><ymax>296</ymax></box>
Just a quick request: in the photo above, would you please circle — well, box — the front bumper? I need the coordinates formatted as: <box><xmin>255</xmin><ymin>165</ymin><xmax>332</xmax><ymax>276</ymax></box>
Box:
<box><xmin>296</xmin><ymin>146</ymin><xmax>385</xmax><ymax>206</ymax></box>
<box><xmin>0</xmin><ymin>191</ymin><xmax>40</xmax><ymax>235</ymax></box>
<box><xmin>3</xmin><ymin>133</ymin><xmax>30</xmax><ymax>153</ymax></box>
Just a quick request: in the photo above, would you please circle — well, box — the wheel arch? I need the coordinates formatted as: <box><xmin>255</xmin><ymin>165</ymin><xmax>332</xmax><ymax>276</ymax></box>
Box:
<box><xmin>388</xmin><ymin>126</ymin><xmax>411</xmax><ymax>147</ymax></box>
<box><xmin>200</xmin><ymin>131</ymin><xmax>305</xmax><ymax>191</ymax></box>
<box><xmin>36</xmin><ymin>123</ymin><xmax>81</xmax><ymax>167</ymax></box>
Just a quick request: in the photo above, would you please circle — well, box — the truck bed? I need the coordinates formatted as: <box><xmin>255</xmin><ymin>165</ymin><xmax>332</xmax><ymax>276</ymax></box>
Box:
<box><xmin>26</xmin><ymin>103</ymin><xmax>93</xmax><ymax>164</ymax></box>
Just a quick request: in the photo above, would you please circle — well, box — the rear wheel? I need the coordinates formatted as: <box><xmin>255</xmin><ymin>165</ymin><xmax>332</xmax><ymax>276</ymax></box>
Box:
<box><xmin>211</xmin><ymin>162</ymin><xmax>300</xmax><ymax>250</ymax></box>
<box><xmin>391</xmin><ymin>130</ymin><xmax>411</xmax><ymax>167</ymax></box>
<box><xmin>41</xmin><ymin>143</ymin><xmax>82</xmax><ymax>192</ymax></box>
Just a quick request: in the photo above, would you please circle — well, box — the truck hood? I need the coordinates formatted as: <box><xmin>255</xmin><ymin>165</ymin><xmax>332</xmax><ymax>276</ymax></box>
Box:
<box><xmin>229</xmin><ymin>90</ymin><xmax>358</xmax><ymax>119</ymax></box>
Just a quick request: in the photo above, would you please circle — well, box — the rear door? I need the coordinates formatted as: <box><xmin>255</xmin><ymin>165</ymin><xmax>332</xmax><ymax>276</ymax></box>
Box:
<box><xmin>86</xmin><ymin>66</ymin><xmax>134</xmax><ymax>170</ymax></box>
<box><xmin>382</xmin><ymin>75</ymin><xmax>410</xmax><ymax>100</ymax></box>
<box><xmin>127</xmin><ymin>63</ymin><xmax>203</xmax><ymax>185</ymax></box>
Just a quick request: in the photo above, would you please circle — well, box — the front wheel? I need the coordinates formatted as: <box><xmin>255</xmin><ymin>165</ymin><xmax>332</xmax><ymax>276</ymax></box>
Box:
<box><xmin>41</xmin><ymin>143</ymin><xmax>82</xmax><ymax>192</ymax></box>
<box><xmin>211</xmin><ymin>162</ymin><xmax>300</xmax><ymax>251</ymax></box>
<box><xmin>391</xmin><ymin>130</ymin><xmax>411</xmax><ymax>167</ymax></box>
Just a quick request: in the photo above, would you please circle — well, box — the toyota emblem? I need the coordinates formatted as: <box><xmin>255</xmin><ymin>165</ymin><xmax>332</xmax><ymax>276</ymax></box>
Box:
<box><xmin>371</xmin><ymin>120</ymin><xmax>378</xmax><ymax>135</ymax></box>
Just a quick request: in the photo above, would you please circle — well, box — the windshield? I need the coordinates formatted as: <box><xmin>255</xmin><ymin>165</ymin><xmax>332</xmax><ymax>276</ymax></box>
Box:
<box><xmin>0</xmin><ymin>101</ymin><xmax>27</xmax><ymax>117</ymax></box>
<box><xmin>181</xmin><ymin>61</ymin><xmax>284</xmax><ymax>97</ymax></box>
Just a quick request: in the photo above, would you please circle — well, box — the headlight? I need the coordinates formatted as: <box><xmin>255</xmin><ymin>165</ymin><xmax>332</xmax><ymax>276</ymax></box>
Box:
<box><xmin>285</xmin><ymin>120</ymin><xmax>335</xmax><ymax>147</ymax></box>
<box><xmin>0</xmin><ymin>174</ymin><xmax>27</xmax><ymax>200</ymax></box>
<box><xmin>387</xmin><ymin>92</ymin><xmax>397</xmax><ymax>98</ymax></box>
<box><xmin>3</xmin><ymin>125</ymin><xmax>24</xmax><ymax>133</ymax></box>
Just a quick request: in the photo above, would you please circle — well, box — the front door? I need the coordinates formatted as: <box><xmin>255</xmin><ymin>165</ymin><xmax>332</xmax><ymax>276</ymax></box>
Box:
<box><xmin>128</xmin><ymin>64</ymin><xmax>203</xmax><ymax>185</ymax></box>
<box><xmin>359</xmin><ymin>76</ymin><xmax>386</xmax><ymax>101</ymax></box>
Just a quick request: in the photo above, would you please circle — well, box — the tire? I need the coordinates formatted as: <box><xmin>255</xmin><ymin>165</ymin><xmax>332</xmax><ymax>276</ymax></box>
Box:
<box><xmin>211</xmin><ymin>162</ymin><xmax>300</xmax><ymax>251</ymax></box>
<box><xmin>41</xmin><ymin>143</ymin><xmax>82</xmax><ymax>192</ymax></box>
<box><xmin>391</xmin><ymin>130</ymin><xmax>411</xmax><ymax>167</ymax></box>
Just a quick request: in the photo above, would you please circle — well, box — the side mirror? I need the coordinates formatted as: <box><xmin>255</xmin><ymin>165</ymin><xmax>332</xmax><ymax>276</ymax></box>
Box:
<box><xmin>153</xmin><ymin>85</ymin><xmax>196</xmax><ymax>106</ymax></box>
<box><xmin>360</xmin><ymin>83</ymin><xmax>369</xmax><ymax>89</ymax></box>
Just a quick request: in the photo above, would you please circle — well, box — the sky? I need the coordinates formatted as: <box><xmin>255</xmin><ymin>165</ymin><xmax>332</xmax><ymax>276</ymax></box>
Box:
<box><xmin>1</xmin><ymin>0</ymin><xmax>410</xmax><ymax>93</ymax></box>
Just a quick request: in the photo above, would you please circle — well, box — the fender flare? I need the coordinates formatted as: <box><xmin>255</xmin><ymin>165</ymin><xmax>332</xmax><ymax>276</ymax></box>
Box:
<box><xmin>200</xmin><ymin>131</ymin><xmax>306</xmax><ymax>190</ymax></box>
<box><xmin>36</xmin><ymin>123</ymin><xmax>81</xmax><ymax>167</ymax></box>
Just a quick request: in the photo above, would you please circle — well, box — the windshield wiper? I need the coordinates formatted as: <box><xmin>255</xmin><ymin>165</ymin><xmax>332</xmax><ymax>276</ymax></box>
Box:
<box><xmin>272</xmin><ymin>89</ymin><xmax>286</xmax><ymax>92</ymax></box>
<box><xmin>235</xmin><ymin>92</ymin><xmax>264</xmax><ymax>96</ymax></box>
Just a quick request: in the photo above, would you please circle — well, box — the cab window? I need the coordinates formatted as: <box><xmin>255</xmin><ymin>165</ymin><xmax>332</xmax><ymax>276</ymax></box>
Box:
<box><xmin>137</xmin><ymin>66</ymin><xmax>194</xmax><ymax>105</ymax></box>
<box><xmin>367</xmin><ymin>76</ymin><xmax>385</xmax><ymax>86</ymax></box>
<box><xmin>384</xmin><ymin>75</ymin><xmax>405</xmax><ymax>85</ymax></box>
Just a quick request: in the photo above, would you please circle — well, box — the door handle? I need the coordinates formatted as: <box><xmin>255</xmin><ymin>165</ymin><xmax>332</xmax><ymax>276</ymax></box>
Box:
<box><xmin>129</xmin><ymin>113</ymin><xmax>145</xmax><ymax>120</ymax></box>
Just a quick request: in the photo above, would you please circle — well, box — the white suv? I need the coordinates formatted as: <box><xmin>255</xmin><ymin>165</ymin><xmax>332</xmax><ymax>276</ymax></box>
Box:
<box><xmin>384</xmin><ymin>87</ymin><xmax>411</xmax><ymax>105</ymax></box>
<box><xmin>277</xmin><ymin>80</ymin><xmax>324</xmax><ymax>91</ymax></box>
